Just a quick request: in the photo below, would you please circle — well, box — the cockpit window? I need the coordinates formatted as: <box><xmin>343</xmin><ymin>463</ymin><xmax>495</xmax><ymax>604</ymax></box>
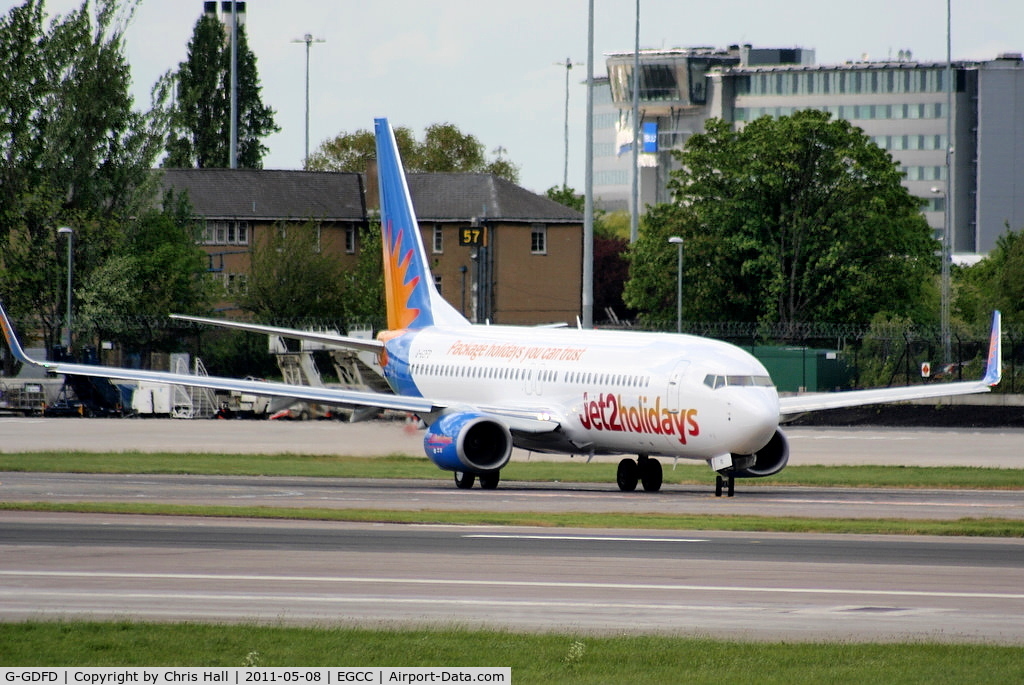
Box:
<box><xmin>704</xmin><ymin>374</ymin><xmax>774</xmax><ymax>389</ymax></box>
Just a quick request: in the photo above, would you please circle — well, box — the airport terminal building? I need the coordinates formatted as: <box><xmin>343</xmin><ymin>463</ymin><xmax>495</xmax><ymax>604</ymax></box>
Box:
<box><xmin>594</xmin><ymin>45</ymin><xmax>1024</xmax><ymax>256</ymax></box>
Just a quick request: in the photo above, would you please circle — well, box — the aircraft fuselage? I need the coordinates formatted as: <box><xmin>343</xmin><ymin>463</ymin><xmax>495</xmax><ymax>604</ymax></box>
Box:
<box><xmin>381</xmin><ymin>324</ymin><xmax>780</xmax><ymax>461</ymax></box>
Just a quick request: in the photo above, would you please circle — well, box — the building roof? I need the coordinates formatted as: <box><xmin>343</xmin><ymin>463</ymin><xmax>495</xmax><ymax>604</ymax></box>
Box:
<box><xmin>406</xmin><ymin>173</ymin><xmax>582</xmax><ymax>223</ymax></box>
<box><xmin>159</xmin><ymin>168</ymin><xmax>367</xmax><ymax>221</ymax></box>
<box><xmin>159</xmin><ymin>168</ymin><xmax>582</xmax><ymax>224</ymax></box>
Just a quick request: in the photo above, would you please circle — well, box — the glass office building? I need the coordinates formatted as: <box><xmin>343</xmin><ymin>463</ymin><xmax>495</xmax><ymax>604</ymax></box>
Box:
<box><xmin>595</xmin><ymin>46</ymin><xmax>1024</xmax><ymax>255</ymax></box>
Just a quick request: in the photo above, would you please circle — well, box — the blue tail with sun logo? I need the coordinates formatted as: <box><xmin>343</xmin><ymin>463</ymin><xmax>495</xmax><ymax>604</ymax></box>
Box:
<box><xmin>374</xmin><ymin>117</ymin><xmax>469</xmax><ymax>331</ymax></box>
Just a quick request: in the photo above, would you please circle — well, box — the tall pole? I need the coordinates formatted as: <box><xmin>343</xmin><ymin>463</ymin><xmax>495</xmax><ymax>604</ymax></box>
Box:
<box><xmin>554</xmin><ymin>57</ymin><xmax>580</xmax><ymax>189</ymax></box>
<box><xmin>582</xmin><ymin>0</ymin><xmax>594</xmax><ymax>329</ymax></box>
<box><xmin>57</xmin><ymin>227</ymin><xmax>73</xmax><ymax>351</ymax></box>
<box><xmin>629</xmin><ymin>0</ymin><xmax>640</xmax><ymax>244</ymax></box>
<box><xmin>941</xmin><ymin>0</ymin><xmax>952</xmax><ymax>365</ymax></box>
<box><xmin>669</xmin><ymin>236</ymin><xmax>683</xmax><ymax>333</ymax></box>
<box><xmin>294</xmin><ymin>33</ymin><xmax>325</xmax><ymax>168</ymax></box>
<box><xmin>304</xmin><ymin>34</ymin><xmax>311</xmax><ymax>165</ymax></box>
<box><xmin>229</xmin><ymin>0</ymin><xmax>238</xmax><ymax>169</ymax></box>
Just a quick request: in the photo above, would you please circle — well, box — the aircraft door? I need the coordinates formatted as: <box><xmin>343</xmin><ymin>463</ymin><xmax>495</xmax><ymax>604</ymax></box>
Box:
<box><xmin>663</xmin><ymin>360</ymin><xmax>691</xmax><ymax>452</ymax></box>
<box><xmin>524</xmin><ymin>362</ymin><xmax>544</xmax><ymax>396</ymax></box>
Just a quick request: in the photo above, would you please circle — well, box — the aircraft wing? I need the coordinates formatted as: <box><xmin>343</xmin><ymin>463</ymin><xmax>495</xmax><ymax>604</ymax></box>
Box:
<box><xmin>0</xmin><ymin>303</ymin><xmax>436</xmax><ymax>415</ymax></box>
<box><xmin>778</xmin><ymin>311</ymin><xmax>1002</xmax><ymax>418</ymax></box>
<box><xmin>474</xmin><ymin>405</ymin><xmax>564</xmax><ymax>434</ymax></box>
<box><xmin>170</xmin><ymin>314</ymin><xmax>384</xmax><ymax>354</ymax></box>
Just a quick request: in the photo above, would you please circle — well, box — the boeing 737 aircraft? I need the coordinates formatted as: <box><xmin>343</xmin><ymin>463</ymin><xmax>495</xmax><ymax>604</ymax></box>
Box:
<box><xmin>0</xmin><ymin>118</ymin><xmax>1003</xmax><ymax>496</ymax></box>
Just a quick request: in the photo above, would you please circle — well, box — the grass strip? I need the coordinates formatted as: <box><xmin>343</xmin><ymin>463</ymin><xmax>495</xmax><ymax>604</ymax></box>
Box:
<box><xmin>2</xmin><ymin>500</ymin><xmax>1021</xmax><ymax>537</ymax></box>
<box><xmin>1</xmin><ymin>451</ymin><xmax>1022</xmax><ymax>489</ymax></box>
<box><xmin>1</xmin><ymin>622</ymin><xmax>1022</xmax><ymax>683</ymax></box>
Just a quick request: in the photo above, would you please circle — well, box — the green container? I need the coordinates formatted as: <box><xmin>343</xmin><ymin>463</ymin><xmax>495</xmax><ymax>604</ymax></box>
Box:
<box><xmin>751</xmin><ymin>345</ymin><xmax>853</xmax><ymax>393</ymax></box>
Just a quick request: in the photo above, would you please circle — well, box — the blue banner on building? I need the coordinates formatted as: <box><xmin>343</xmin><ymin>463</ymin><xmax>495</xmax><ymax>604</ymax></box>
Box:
<box><xmin>642</xmin><ymin>122</ymin><xmax>658</xmax><ymax>153</ymax></box>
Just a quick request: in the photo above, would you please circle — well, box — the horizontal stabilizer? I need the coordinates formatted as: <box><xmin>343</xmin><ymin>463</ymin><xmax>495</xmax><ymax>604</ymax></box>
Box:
<box><xmin>170</xmin><ymin>314</ymin><xmax>384</xmax><ymax>354</ymax></box>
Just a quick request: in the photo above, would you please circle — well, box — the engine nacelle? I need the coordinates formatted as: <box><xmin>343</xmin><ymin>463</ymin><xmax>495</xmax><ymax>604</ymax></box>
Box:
<box><xmin>732</xmin><ymin>429</ymin><xmax>790</xmax><ymax>478</ymax></box>
<box><xmin>423</xmin><ymin>411</ymin><xmax>513</xmax><ymax>475</ymax></box>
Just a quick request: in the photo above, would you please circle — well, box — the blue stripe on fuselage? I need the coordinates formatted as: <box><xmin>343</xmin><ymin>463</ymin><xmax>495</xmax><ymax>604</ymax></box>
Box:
<box><xmin>382</xmin><ymin>330</ymin><xmax>422</xmax><ymax>397</ymax></box>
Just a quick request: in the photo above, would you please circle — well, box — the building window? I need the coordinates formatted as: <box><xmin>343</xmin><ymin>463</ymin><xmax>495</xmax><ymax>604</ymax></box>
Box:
<box><xmin>202</xmin><ymin>220</ymin><xmax>249</xmax><ymax>246</ymax></box>
<box><xmin>222</xmin><ymin>272</ymin><xmax>248</xmax><ymax>296</ymax></box>
<box><xmin>433</xmin><ymin>224</ymin><xmax>443</xmax><ymax>254</ymax></box>
<box><xmin>345</xmin><ymin>225</ymin><xmax>356</xmax><ymax>253</ymax></box>
<box><xmin>434</xmin><ymin>274</ymin><xmax>442</xmax><ymax>295</ymax></box>
<box><xmin>531</xmin><ymin>224</ymin><xmax>547</xmax><ymax>255</ymax></box>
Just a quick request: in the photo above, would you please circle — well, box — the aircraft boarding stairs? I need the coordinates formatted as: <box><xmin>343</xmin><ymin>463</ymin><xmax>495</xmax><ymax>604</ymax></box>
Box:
<box><xmin>170</xmin><ymin>356</ymin><xmax>219</xmax><ymax>419</ymax></box>
<box><xmin>269</xmin><ymin>332</ymin><xmax>391</xmax><ymax>420</ymax></box>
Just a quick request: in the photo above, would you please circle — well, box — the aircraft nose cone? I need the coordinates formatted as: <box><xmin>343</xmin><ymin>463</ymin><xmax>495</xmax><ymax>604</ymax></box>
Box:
<box><xmin>730</xmin><ymin>391</ymin><xmax>780</xmax><ymax>453</ymax></box>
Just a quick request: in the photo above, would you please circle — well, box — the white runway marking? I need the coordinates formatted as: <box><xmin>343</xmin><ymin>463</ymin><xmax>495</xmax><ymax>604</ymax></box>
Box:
<box><xmin>2</xmin><ymin>570</ymin><xmax>1023</xmax><ymax>601</ymax></box>
<box><xmin>463</xmin><ymin>534</ymin><xmax>708</xmax><ymax>543</ymax></box>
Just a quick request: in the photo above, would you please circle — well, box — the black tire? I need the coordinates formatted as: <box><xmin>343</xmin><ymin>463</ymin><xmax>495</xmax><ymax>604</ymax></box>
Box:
<box><xmin>454</xmin><ymin>471</ymin><xmax>475</xmax><ymax>489</ymax></box>
<box><xmin>617</xmin><ymin>458</ymin><xmax>639</xmax><ymax>492</ymax></box>
<box><xmin>715</xmin><ymin>475</ymin><xmax>724</xmax><ymax>498</ymax></box>
<box><xmin>640</xmin><ymin>458</ymin><xmax>663</xmax><ymax>492</ymax></box>
<box><xmin>479</xmin><ymin>472</ymin><xmax>500</xmax><ymax>490</ymax></box>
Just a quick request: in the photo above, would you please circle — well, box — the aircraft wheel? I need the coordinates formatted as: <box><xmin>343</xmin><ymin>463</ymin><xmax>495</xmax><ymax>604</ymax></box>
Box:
<box><xmin>454</xmin><ymin>471</ymin><xmax>475</xmax><ymax>489</ymax></box>
<box><xmin>715</xmin><ymin>474</ymin><xmax>735</xmax><ymax>498</ymax></box>
<box><xmin>479</xmin><ymin>472</ymin><xmax>500</xmax><ymax>490</ymax></box>
<box><xmin>616</xmin><ymin>458</ymin><xmax>639</xmax><ymax>492</ymax></box>
<box><xmin>640</xmin><ymin>458</ymin><xmax>663</xmax><ymax>492</ymax></box>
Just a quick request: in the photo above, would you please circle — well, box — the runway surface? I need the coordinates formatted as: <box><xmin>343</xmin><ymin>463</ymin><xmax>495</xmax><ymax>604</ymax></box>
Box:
<box><xmin>2</xmin><ymin>511</ymin><xmax>1023</xmax><ymax>643</ymax></box>
<box><xmin>2</xmin><ymin>418</ymin><xmax>1022</xmax><ymax>642</ymax></box>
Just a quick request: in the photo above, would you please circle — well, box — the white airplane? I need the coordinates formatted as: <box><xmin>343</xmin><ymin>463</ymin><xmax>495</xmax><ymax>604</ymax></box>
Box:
<box><xmin>0</xmin><ymin>118</ymin><xmax>1003</xmax><ymax>496</ymax></box>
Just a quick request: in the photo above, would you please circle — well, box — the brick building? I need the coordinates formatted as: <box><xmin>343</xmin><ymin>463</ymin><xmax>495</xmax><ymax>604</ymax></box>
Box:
<box><xmin>159</xmin><ymin>168</ymin><xmax>583</xmax><ymax>326</ymax></box>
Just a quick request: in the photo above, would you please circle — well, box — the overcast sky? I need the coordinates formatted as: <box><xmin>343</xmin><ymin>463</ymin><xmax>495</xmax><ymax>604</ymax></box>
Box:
<box><xmin>13</xmin><ymin>0</ymin><xmax>1024</xmax><ymax>194</ymax></box>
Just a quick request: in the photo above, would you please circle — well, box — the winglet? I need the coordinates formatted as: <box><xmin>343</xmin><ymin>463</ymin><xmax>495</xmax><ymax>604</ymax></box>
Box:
<box><xmin>982</xmin><ymin>310</ymin><xmax>1002</xmax><ymax>386</ymax></box>
<box><xmin>0</xmin><ymin>300</ymin><xmax>48</xmax><ymax>370</ymax></box>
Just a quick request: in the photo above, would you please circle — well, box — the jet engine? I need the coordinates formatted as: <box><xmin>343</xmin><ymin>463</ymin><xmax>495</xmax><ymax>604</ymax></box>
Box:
<box><xmin>423</xmin><ymin>411</ymin><xmax>513</xmax><ymax>475</ymax></box>
<box><xmin>732</xmin><ymin>429</ymin><xmax>790</xmax><ymax>478</ymax></box>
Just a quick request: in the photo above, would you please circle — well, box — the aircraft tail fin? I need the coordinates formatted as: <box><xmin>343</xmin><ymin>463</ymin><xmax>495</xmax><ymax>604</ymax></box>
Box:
<box><xmin>374</xmin><ymin>117</ymin><xmax>469</xmax><ymax>331</ymax></box>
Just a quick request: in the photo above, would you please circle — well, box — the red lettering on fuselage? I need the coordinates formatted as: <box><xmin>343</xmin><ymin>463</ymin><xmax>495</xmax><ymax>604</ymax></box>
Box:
<box><xmin>578</xmin><ymin>392</ymin><xmax>699</xmax><ymax>444</ymax></box>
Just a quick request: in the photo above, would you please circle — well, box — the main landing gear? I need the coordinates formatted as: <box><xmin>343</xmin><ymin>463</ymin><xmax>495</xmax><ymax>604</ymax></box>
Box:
<box><xmin>454</xmin><ymin>471</ymin><xmax>500</xmax><ymax>490</ymax></box>
<box><xmin>616</xmin><ymin>455</ymin><xmax>663</xmax><ymax>492</ymax></box>
<box><xmin>715</xmin><ymin>473</ymin><xmax>736</xmax><ymax>498</ymax></box>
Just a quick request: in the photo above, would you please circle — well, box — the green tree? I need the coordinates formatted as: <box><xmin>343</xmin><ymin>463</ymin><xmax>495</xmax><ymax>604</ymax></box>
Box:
<box><xmin>162</xmin><ymin>12</ymin><xmax>278</xmax><ymax>168</ymax></box>
<box><xmin>307</xmin><ymin>123</ymin><xmax>520</xmax><ymax>183</ymax></box>
<box><xmin>956</xmin><ymin>227</ymin><xmax>1024</xmax><ymax>327</ymax></box>
<box><xmin>625</xmin><ymin>111</ymin><xmax>939</xmax><ymax>328</ymax></box>
<box><xmin>75</xmin><ymin>190</ymin><xmax>215</xmax><ymax>360</ymax></box>
<box><xmin>0</xmin><ymin>0</ymin><xmax>164</xmax><ymax>362</ymax></box>
<box><xmin>545</xmin><ymin>185</ymin><xmax>583</xmax><ymax>213</ymax></box>
<box><xmin>306</xmin><ymin>127</ymin><xmax>416</xmax><ymax>173</ymax></box>
<box><xmin>238</xmin><ymin>221</ymin><xmax>350</xmax><ymax>323</ymax></box>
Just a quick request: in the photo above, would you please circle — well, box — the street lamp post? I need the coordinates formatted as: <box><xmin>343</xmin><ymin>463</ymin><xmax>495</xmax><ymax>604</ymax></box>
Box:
<box><xmin>293</xmin><ymin>33</ymin><xmax>325</xmax><ymax>167</ymax></box>
<box><xmin>668</xmin><ymin>236</ymin><xmax>683</xmax><ymax>333</ymax></box>
<box><xmin>57</xmin><ymin>226</ymin><xmax>73</xmax><ymax>352</ymax></box>
<box><xmin>554</xmin><ymin>57</ymin><xmax>581</xmax><ymax>189</ymax></box>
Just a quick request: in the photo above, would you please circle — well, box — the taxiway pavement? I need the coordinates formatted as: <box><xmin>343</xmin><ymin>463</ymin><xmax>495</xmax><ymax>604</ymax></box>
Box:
<box><xmin>1</xmin><ymin>417</ymin><xmax>1022</xmax><ymax>468</ymax></box>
